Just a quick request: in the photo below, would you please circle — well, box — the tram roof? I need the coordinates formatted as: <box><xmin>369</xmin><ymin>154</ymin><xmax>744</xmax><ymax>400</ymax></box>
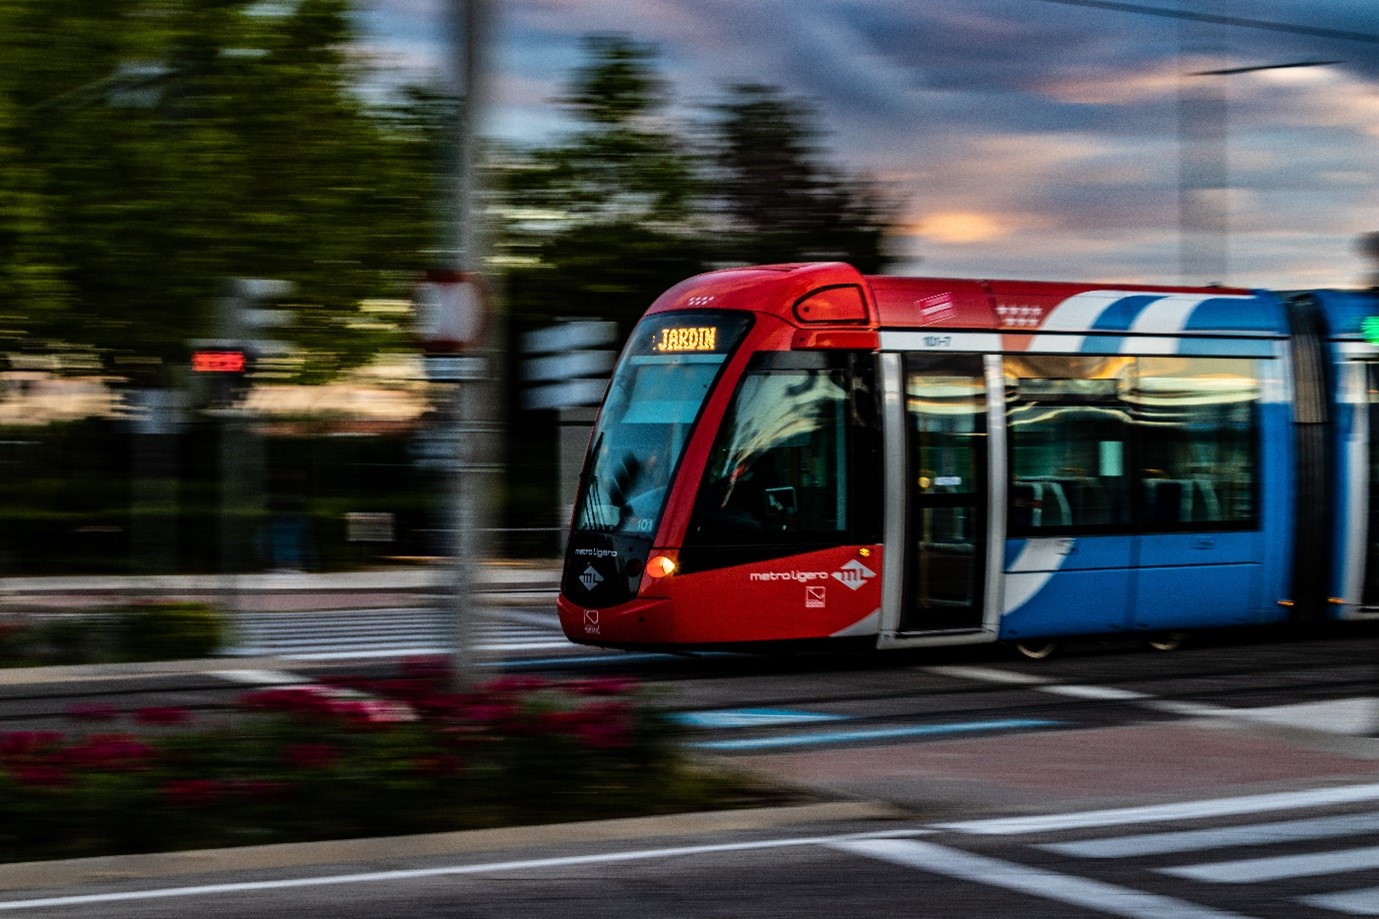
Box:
<box><xmin>1308</xmin><ymin>288</ymin><xmax>1379</xmax><ymax>340</ymax></box>
<box><xmin>648</xmin><ymin>262</ymin><xmax>1293</xmax><ymax>337</ymax></box>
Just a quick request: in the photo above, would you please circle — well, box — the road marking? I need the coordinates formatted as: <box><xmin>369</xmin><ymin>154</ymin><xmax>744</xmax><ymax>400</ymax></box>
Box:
<box><xmin>923</xmin><ymin>664</ymin><xmax>1375</xmax><ymax>734</ymax></box>
<box><xmin>0</xmin><ymin>829</ymin><xmax>930</xmax><ymax>912</ymax></box>
<box><xmin>1040</xmin><ymin>684</ymin><xmax>1152</xmax><ymax>701</ymax></box>
<box><xmin>1160</xmin><ymin>844</ymin><xmax>1379</xmax><ymax>884</ymax></box>
<box><xmin>830</xmin><ymin>838</ymin><xmax>1255</xmax><ymax>919</ymax></box>
<box><xmin>1142</xmin><ymin>700</ymin><xmax>1236</xmax><ymax>718</ymax></box>
<box><xmin>671</xmin><ymin>709</ymin><xmax>849</xmax><ymax>729</ymax></box>
<box><xmin>1300</xmin><ymin>886</ymin><xmax>1379</xmax><ymax>916</ymax></box>
<box><xmin>209</xmin><ymin>670</ymin><xmax>307</xmax><ymax>685</ymax></box>
<box><xmin>687</xmin><ymin>719</ymin><xmax>1061</xmax><ymax>751</ymax></box>
<box><xmin>1041</xmin><ymin>811</ymin><xmax>1379</xmax><ymax>858</ymax></box>
<box><xmin>926</xmin><ymin>665</ymin><xmax>1048</xmax><ymax>685</ymax></box>
<box><xmin>937</xmin><ymin>783</ymin><xmax>1379</xmax><ymax>835</ymax></box>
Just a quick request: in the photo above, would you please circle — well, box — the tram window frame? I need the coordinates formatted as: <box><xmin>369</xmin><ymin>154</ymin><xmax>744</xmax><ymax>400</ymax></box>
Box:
<box><xmin>1130</xmin><ymin>356</ymin><xmax>1260</xmax><ymax>533</ymax></box>
<box><xmin>1004</xmin><ymin>354</ymin><xmax>1262</xmax><ymax>537</ymax></box>
<box><xmin>1005</xmin><ymin>356</ymin><xmax>1133</xmax><ymax>537</ymax></box>
<box><xmin>679</xmin><ymin>350</ymin><xmax>881</xmax><ymax>572</ymax></box>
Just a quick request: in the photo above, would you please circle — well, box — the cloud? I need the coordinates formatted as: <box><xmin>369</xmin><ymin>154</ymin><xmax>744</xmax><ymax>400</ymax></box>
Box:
<box><xmin>360</xmin><ymin>0</ymin><xmax>1379</xmax><ymax>288</ymax></box>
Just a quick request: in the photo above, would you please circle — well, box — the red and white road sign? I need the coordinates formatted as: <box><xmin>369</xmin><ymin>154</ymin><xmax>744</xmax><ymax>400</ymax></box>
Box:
<box><xmin>413</xmin><ymin>269</ymin><xmax>489</xmax><ymax>353</ymax></box>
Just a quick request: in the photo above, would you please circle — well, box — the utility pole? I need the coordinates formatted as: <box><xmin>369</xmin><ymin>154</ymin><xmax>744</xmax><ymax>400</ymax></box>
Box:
<box><xmin>435</xmin><ymin>0</ymin><xmax>491</xmax><ymax>688</ymax></box>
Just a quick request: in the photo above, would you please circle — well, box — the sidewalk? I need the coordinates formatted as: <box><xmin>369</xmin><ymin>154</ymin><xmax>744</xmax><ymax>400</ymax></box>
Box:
<box><xmin>0</xmin><ymin>561</ymin><xmax>563</xmax><ymax>612</ymax></box>
<box><xmin>725</xmin><ymin>709</ymin><xmax>1379</xmax><ymax>822</ymax></box>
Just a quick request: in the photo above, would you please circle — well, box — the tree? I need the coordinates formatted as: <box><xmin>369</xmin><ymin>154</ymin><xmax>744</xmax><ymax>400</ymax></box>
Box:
<box><xmin>0</xmin><ymin>0</ymin><xmax>441</xmax><ymax>384</ymax></box>
<box><xmin>706</xmin><ymin>83</ymin><xmax>897</xmax><ymax>273</ymax></box>
<box><xmin>498</xmin><ymin>35</ymin><xmax>709</xmax><ymax>333</ymax></box>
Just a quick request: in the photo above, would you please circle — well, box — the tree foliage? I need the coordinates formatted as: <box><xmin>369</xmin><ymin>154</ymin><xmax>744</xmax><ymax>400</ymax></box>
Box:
<box><xmin>497</xmin><ymin>37</ymin><xmax>902</xmax><ymax>338</ymax></box>
<box><xmin>0</xmin><ymin>0</ymin><xmax>439</xmax><ymax>383</ymax></box>
<box><xmin>705</xmin><ymin>83</ymin><xmax>896</xmax><ymax>273</ymax></box>
<box><xmin>499</xmin><ymin>35</ymin><xmax>708</xmax><ymax>334</ymax></box>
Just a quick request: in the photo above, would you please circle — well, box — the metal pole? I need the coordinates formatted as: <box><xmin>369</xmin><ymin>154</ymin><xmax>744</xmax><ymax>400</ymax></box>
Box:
<box><xmin>443</xmin><ymin>0</ymin><xmax>488</xmax><ymax>688</ymax></box>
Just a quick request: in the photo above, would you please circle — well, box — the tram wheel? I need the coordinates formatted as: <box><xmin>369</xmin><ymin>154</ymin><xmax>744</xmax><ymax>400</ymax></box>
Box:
<box><xmin>1144</xmin><ymin>632</ymin><xmax>1187</xmax><ymax>652</ymax></box>
<box><xmin>1011</xmin><ymin>639</ymin><xmax>1061</xmax><ymax>660</ymax></box>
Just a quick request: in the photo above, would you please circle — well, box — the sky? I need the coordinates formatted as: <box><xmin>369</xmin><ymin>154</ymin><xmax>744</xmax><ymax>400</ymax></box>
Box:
<box><xmin>354</xmin><ymin>0</ymin><xmax>1379</xmax><ymax>291</ymax></box>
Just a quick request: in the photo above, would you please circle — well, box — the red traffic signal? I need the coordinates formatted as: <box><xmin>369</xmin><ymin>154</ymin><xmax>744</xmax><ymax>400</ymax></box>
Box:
<box><xmin>191</xmin><ymin>349</ymin><xmax>247</xmax><ymax>373</ymax></box>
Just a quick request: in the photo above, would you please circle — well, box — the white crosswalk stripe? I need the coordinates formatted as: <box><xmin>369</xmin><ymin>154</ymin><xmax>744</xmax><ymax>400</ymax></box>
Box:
<box><xmin>224</xmin><ymin>609</ymin><xmax>570</xmax><ymax>659</ymax></box>
<box><xmin>1160</xmin><ymin>845</ymin><xmax>1379</xmax><ymax>884</ymax></box>
<box><xmin>1040</xmin><ymin>811</ymin><xmax>1379</xmax><ymax>859</ymax></box>
<box><xmin>917</xmin><ymin>785</ymin><xmax>1379</xmax><ymax>917</ymax></box>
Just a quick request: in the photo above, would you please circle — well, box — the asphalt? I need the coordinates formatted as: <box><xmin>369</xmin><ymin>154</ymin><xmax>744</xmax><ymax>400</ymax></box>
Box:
<box><xmin>0</xmin><ymin>564</ymin><xmax>1375</xmax><ymax>892</ymax></box>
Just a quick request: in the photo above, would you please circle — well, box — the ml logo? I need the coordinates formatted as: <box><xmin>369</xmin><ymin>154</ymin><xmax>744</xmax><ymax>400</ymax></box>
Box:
<box><xmin>579</xmin><ymin>565</ymin><xmax>603</xmax><ymax>592</ymax></box>
<box><xmin>832</xmin><ymin>559</ymin><xmax>876</xmax><ymax>591</ymax></box>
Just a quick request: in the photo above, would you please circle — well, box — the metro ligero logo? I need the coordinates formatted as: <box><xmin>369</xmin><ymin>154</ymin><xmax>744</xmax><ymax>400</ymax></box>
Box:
<box><xmin>579</xmin><ymin>565</ymin><xmax>603</xmax><ymax>592</ymax></box>
<box><xmin>832</xmin><ymin>559</ymin><xmax>876</xmax><ymax>590</ymax></box>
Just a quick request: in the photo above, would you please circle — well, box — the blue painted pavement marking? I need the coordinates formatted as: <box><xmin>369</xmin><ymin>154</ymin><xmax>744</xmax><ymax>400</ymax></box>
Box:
<box><xmin>670</xmin><ymin>708</ymin><xmax>850</xmax><ymax>729</ymax></box>
<box><xmin>688</xmin><ymin>718</ymin><xmax>1062</xmax><ymax>751</ymax></box>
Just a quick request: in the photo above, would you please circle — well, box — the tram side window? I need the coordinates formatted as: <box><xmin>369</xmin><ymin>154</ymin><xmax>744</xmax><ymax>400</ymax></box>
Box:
<box><xmin>1005</xmin><ymin>357</ymin><xmax>1131</xmax><ymax>535</ymax></box>
<box><xmin>688</xmin><ymin>366</ymin><xmax>850</xmax><ymax>547</ymax></box>
<box><xmin>1133</xmin><ymin>357</ymin><xmax>1259</xmax><ymax>529</ymax></box>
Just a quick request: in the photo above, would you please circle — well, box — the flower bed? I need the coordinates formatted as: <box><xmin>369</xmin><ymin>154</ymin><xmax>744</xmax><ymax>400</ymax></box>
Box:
<box><xmin>0</xmin><ymin>663</ymin><xmax>771</xmax><ymax>861</ymax></box>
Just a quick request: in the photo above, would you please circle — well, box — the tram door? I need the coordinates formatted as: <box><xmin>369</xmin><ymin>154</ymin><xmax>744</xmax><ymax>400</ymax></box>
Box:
<box><xmin>900</xmin><ymin>353</ymin><xmax>988</xmax><ymax>632</ymax></box>
<box><xmin>1363</xmin><ymin>363</ymin><xmax>1379</xmax><ymax>608</ymax></box>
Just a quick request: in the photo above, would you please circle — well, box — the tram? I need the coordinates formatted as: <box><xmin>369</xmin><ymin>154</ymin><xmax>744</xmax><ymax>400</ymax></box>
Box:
<box><xmin>556</xmin><ymin>261</ymin><xmax>1379</xmax><ymax>656</ymax></box>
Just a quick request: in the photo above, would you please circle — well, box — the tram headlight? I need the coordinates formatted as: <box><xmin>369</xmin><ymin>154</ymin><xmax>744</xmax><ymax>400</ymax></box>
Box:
<box><xmin>645</xmin><ymin>554</ymin><xmax>678</xmax><ymax>579</ymax></box>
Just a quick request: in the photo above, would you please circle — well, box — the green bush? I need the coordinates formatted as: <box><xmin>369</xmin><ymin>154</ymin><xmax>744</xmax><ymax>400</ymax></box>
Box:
<box><xmin>0</xmin><ymin>603</ymin><xmax>226</xmax><ymax>667</ymax></box>
<box><xmin>113</xmin><ymin>603</ymin><xmax>225</xmax><ymax>661</ymax></box>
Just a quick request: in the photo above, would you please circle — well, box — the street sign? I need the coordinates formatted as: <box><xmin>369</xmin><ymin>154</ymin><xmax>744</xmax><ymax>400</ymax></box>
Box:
<box><xmin>520</xmin><ymin>320</ymin><xmax>618</xmax><ymax>411</ymax></box>
<box><xmin>423</xmin><ymin>355</ymin><xmax>488</xmax><ymax>382</ymax></box>
<box><xmin>414</xmin><ymin>270</ymin><xmax>488</xmax><ymax>353</ymax></box>
<box><xmin>523</xmin><ymin>377</ymin><xmax>610</xmax><ymax>412</ymax></box>
<box><xmin>521</xmin><ymin>349</ymin><xmax>616</xmax><ymax>384</ymax></box>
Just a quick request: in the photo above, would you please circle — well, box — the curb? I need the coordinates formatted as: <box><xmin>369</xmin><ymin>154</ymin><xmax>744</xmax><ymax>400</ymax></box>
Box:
<box><xmin>0</xmin><ymin>656</ymin><xmax>312</xmax><ymax>687</ymax></box>
<box><xmin>0</xmin><ymin>802</ymin><xmax>902</xmax><ymax>891</ymax></box>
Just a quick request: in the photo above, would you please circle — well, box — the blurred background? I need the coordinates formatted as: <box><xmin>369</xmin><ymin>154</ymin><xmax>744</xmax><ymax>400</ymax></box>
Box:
<box><xmin>0</xmin><ymin>0</ymin><xmax>1376</xmax><ymax>577</ymax></box>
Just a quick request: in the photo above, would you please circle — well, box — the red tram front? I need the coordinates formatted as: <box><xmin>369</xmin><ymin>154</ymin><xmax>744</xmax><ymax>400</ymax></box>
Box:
<box><xmin>557</xmin><ymin>262</ymin><xmax>887</xmax><ymax>649</ymax></box>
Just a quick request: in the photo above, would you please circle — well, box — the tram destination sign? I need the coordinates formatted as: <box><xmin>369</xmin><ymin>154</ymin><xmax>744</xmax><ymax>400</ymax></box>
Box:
<box><xmin>652</xmin><ymin>325</ymin><xmax>719</xmax><ymax>353</ymax></box>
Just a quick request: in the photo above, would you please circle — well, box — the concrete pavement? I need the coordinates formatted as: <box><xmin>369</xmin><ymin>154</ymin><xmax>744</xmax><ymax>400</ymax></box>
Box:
<box><xmin>0</xmin><ymin>561</ymin><xmax>562</xmax><ymax>612</ymax></box>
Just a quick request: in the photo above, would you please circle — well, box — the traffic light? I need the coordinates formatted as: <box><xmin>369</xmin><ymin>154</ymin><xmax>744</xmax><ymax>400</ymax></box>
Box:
<box><xmin>189</xmin><ymin>345</ymin><xmax>250</xmax><ymax>408</ymax></box>
<box><xmin>189</xmin><ymin>278</ymin><xmax>295</xmax><ymax>410</ymax></box>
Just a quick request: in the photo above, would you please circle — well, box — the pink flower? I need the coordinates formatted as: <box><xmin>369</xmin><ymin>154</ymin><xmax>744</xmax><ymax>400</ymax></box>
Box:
<box><xmin>484</xmin><ymin>676</ymin><xmax>548</xmax><ymax>695</ymax></box>
<box><xmin>228</xmin><ymin>779</ymin><xmax>294</xmax><ymax>800</ymax></box>
<box><xmin>410</xmin><ymin>754</ymin><xmax>464</xmax><ymax>777</ymax></box>
<box><xmin>61</xmin><ymin>734</ymin><xmax>156</xmax><ymax>771</ymax></box>
<box><xmin>572</xmin><ymin>702</ymin><xmax>635</xmax><ymax>749</ymax></box>
<box><xmin>65</xmin><ymin>702</ymin><xmax>120</xmax><ymax>722</ymax></box>
<box><xmin>563</xmin><ymin>676</ymin><xmax>639</xmax><ymax>696</ymax></box>
<box><xmin>335</xmin><ymin>698</ymin><xmax>417</xmax><ymax>726</ymax></box>
<box><xmin>460</xmin><ymin>702</ymin><xmax>519</xmax><ymax>726</ymax></box>
<box><xmin>284</xmin><ymin>742</ymin><xmax>338</xmax><ymax>770</ymax></box>
<box><xmin>0</xmin><ymin>731</ymin><xmax>64</xmax><ymax>760</ymax></box>
<box><xmin>135</xmin><ymin>706</ymin><xmax>192</xmax><ymax>726</ymax></box>
<box><xmin>401</xmin><ymin>656</ymin><xmax>449</xmax><ymax>683</ymax></box>
<box><xmin>574</xmin><ymin>720</ymin><xmax>632</xmax><ymax>749</ymax></box>
<box><xmin>239</xmin><ymin>686</ymin><xmax>336</xmax><ymax>717</ymax></box>
<box><xmin>161</xmin><ymin>779</ymin><xmax>222</xmax><ymax>808</ymax></box>
<box><xmin>14</xmin><ymin>765</ymin><xmax>70</xmax><ymax>788</ymax></box>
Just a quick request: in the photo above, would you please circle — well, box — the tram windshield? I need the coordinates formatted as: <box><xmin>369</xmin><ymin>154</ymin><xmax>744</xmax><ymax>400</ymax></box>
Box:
<box><xmin>572</xmin><ymin>311</ymin><xmax>753</xmax><ymax>535</ymax></box>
